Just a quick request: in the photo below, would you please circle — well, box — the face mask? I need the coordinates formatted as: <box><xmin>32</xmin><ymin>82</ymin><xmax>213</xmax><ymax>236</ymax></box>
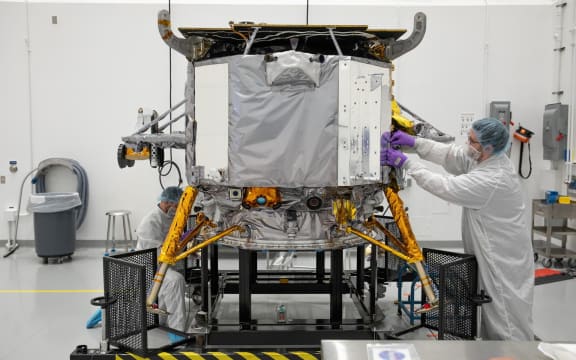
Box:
<box><xmin>466</xmin><ymin>144</ymin><xmax>482</xmax><ymax>161</ymax></box>
<box><xmin>166</xmin><ymin>207</ymin><xmax>177</xmax><ymax>218</ymax></box>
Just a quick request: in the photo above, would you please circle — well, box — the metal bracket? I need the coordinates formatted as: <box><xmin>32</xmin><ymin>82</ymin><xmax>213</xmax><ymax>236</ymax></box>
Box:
<box><xmin>385</xmin><ymin>12</ymin><xmax>427</xmax><ymax>61</ymax></box>
<box><xmin>157</xmin><ymin>9</ymin><xmax>212</xmax><ymax>60</ymax></box>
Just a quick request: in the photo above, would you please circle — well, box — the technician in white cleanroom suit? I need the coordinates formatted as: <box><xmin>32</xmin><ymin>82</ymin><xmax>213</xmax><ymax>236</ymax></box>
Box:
<box><xmin>136</xmin><ymin>186</ymin><xmax>187</xmax><ymax>336</ymax></box>
<box><xmin>381</xmin><ymin>117</ymin><xmax>534</xmax><ymax>340</ymax></box>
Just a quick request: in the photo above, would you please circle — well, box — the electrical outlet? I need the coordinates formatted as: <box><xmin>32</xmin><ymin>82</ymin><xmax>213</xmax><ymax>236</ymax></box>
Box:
<box><xmin>460</xmin><ymin>113</ymin><xmax>475</xmax><ymax>136</ymax></box>
<box><xmin>0</xmin><ymin>176</ymin><xmax>5</xmax><ymax>184</ymax></box>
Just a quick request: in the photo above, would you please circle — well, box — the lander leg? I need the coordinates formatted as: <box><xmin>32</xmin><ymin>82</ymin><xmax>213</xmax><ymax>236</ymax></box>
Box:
<box><xmin>146</xmin><ymin>186</ymin><xmax>244</xmax><ymax>315</ymax></box>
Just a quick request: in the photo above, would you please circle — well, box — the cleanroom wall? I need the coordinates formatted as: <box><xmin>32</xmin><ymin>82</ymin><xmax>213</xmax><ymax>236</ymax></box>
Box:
<box><xmin>0</xmin><ymin>1</ymin><xmax>559</xmax><ymax>246</ymax></box>
<box><xmin>391</xmin><ymin>4</ymin><xmax>557</xmax><ymax>241</ymax></box>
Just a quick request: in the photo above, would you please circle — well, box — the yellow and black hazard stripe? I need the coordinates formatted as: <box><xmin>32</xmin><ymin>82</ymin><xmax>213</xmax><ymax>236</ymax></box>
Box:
<box><xmin>117</xmin><ymin>351</ymin><xmax>320</xmax><ymax>360</ymax></box>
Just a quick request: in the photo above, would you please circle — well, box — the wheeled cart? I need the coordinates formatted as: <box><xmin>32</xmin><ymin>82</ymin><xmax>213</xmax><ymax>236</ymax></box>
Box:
<box><xmin>531</xmin><ymin>199</ymin><xmax>576</xmax><ymax>268</ymax></box>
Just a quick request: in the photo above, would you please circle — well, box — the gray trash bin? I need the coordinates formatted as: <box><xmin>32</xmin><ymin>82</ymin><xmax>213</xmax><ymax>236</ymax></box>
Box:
<box><xmin>29</xmin><ymin>192</ymin><xmax>81</xmax><ymax>263</ymax></box>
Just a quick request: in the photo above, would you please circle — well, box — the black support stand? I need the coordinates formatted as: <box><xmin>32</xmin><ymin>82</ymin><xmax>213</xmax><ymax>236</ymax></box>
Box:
<box><xmin>200</xmin><ymin>246</ymin><xmax>384</xmax><ymax>348</ymax></box>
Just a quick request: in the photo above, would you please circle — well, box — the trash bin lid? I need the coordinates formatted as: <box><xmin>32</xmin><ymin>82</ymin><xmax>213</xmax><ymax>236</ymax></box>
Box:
<box><xmin>28</xmin><ymin>192</ymin><xmax>82</xmax><ymax>213</ymax></box>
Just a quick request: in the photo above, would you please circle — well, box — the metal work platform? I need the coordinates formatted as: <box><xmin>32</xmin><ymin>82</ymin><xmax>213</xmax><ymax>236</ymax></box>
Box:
<box><xmin>197</xmin><ymin>245</ymin><xmax>386</xmax><ymax>349</ymax></box>
<box><xmin>71</xmin><ymin>248</ymin><xmax>484</xmax><ymax>359</ymax></box>
<box><xmin>72</xmin><ymin>245</ymin><xmax>392</xmax><ymax>358</ymax></box>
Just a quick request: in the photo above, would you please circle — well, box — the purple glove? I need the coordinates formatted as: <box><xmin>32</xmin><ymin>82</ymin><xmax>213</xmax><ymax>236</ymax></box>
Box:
<box><xmin>390</xmin><ymin>131</ymin><xmax>416</xmax><ymax>148</ymax></box>
<box><xmin>380</xmin><ymin>148</ymin><xmax>408</xmax><ymax>168</ymax></box>
<box><xmin>381</xmin><ymin>132</ymin><xmax>392</xmax><ymax>148</ymax></box>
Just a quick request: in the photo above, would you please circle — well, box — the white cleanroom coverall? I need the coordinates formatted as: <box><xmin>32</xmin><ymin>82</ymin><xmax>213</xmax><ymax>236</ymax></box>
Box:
<box><xmin>404</xmin><ymin>138</ymin><xmax>534</xmax><ymax>340</ymax></box>
<box><xmin>136</xmin><ymin>205</ymin><xmax>186</xmax><ymax>332</ymax></box>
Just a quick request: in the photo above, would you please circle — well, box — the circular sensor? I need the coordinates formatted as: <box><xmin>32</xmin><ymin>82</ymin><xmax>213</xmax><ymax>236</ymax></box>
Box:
<box><xmin>306</xmin><ymin>196</ymin><xmax>322</xmax><ymax>210</ymax></box>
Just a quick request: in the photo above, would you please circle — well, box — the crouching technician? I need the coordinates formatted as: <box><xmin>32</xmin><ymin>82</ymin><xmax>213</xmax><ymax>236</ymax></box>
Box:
<box><xmin>135</xmin><ymin>186</ymin><xmax>186</xmax><ymax>337</ymax></box>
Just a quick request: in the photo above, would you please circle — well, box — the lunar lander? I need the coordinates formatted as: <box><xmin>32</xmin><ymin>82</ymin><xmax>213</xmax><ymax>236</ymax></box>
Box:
<box><xmin>114</xmin><ymin>9</ymin><xmax>459</xmax><ymax>348</ymax></box>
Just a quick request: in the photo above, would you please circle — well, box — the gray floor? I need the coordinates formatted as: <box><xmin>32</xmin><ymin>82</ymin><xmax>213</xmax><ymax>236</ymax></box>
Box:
<box><xmin>0</xmin><ymin>245</ymin><xmax>575</xmax><ymax>359</ymax></box>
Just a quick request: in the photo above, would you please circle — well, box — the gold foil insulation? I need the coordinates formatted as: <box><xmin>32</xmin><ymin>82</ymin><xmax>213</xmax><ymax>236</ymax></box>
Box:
<box><xmin>384</xmin><ymin>186</ymin><xmax>423</xmax><ymax>262</ymax></box>
<box><xmin>391</xmin><ymin>99</ymin><xmax>415</xmax><ymax>135</ymax></box>
<box><xmin>158</xmin><ymin>186</ymin><xmax>198</xmax><ymax>265</ymax></box>
<box><xmin>243</xmin><ymin>187</ymin><xmax>282</xmax><ymax>208</ymax></box>
<box><xmin>125</xmin><ymin>146</ymin><xmax>150</xmax><ymax>160</ymax></box>
<box><xmin>332</xmin><ymin>199</ymin><xmax>357</xmax><ymax>227</ymax></box>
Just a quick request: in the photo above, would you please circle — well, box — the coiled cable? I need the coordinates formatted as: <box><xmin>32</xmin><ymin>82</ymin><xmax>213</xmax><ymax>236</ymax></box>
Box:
<box><xmin>34</xmin><ymin>158</ymin><xmax>89</xmax><ymax>229</ymax></box>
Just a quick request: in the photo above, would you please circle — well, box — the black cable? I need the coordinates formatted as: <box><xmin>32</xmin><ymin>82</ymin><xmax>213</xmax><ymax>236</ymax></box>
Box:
<box><xmin>168</xmin><ymin>0</ymin><xmax>173</xmax><ymax>133</ymax></box>
<box><xmin>158</xmin><ymin>160</ymin><xmax>183</xmax><ymax>190</ymax></box>
<box><xmin>160</xmin><ymin>0</ymin><xmax>178</xmax><ymax>189</ymax></box>
<box><xmin>306</xmin><ymin>0</ymin><xmax>309</xmax><ymax>25</ymax></box>
<box><xmin>518</xmin><ymin>142</ymin><xmax>532</xmax><ymax>179</ymax></box>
